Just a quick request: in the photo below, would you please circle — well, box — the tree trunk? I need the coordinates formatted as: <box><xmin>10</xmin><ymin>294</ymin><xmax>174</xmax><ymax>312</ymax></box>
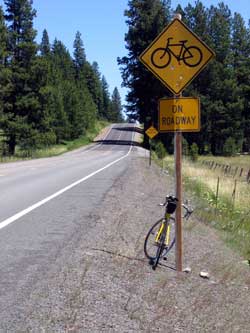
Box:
<box><xmin>8</xmin><ymin>135</ymin><xmax>16</xmax><ymax>155</ymax></box>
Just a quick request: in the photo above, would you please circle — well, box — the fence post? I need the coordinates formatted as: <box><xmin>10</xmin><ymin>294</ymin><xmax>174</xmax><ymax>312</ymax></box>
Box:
<box><xmin>247</xmin><ymin>169</ymin><xmax>250</xmax><ymax>183</ymax></box>
<box><xmin>232</xmin><ymin>179</ymin><xmax>237</xmax><ymax>210</ymax></box>
<box><xmin>215</xmin><ymin>177</ymin><xmax>220</xmax><ymax>213</ymax></box>
<box><xmin>239</xmin><ymin>168</ymin><xmax>244</xmax><ymax>177</ymax></box>
<box><xmin>233</xmin><ymin>167</ymin><xmax>239</xmax><ymax>178</ymax></box>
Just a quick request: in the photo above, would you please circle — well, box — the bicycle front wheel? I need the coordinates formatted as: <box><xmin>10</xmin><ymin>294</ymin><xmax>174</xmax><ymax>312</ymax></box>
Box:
<box><xmin>144</xmin><ymin>217</ymin><xmax>175</xmax><ymax>260</ymax></box>
<box><xmin>152</xmin><ymin>231</ymin><xmax>165</xmax><ymax>270</ymax></box>
<box><xmin>183</xmin><ymin>46</ymin><xmax>202</xmax><ymax>67</ymax></box>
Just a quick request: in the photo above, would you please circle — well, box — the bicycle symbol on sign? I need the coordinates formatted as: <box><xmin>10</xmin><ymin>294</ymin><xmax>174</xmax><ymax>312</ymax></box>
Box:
<box><xmin>151</xmin><ymin>37</ymin><xmax>203</xmax><ymax>69</ymax></box>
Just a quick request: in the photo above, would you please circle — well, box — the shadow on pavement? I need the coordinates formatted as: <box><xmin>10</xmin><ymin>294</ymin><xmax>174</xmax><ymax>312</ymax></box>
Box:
<box><xmin>95</xmin><ymin>139</ymin><xmax>141</xmax><ymax>146</ymax></box>
<box><xmin>113</xmin><ymin>126</ymin><xmax>144</xmax><ymax>134</ymax></box>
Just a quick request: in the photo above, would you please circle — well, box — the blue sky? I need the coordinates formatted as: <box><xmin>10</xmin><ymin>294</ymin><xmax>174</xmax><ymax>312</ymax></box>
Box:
<box><xmin>0</xmin><ymin>0</ymin><xmax>250</xmax><ymax>107</ymax></box>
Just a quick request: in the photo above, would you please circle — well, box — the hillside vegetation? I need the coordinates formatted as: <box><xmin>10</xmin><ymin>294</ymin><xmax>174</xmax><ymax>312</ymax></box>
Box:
<box><xmin>0</xmin><ymin>1</ymin><xmax>123</xmax><ymax>158</ymax></box>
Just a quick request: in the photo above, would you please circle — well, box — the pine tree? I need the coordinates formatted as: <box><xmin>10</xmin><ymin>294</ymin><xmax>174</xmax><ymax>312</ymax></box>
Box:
<box><xmin>0</xmin><ymin>5</ymin><xmax>12</xmax><ymax>155</ymax></box>
<box><xmin>207</xmin><ymin>3</ymin><xmax>243</xmax><ymax>154</ymax></box>
<box><xmin>51</xmin><ymin>39</ymin><xmax>74</xmax><ymax>82</ymax></box>
<box><xmin>73</xmin><ymin>31</ymin><xmax>86</xmax><ymax>75</ymax></box>
<box><xmin>101</xmin><ymin>75</ymin><xmax>111</xmax><ymax>120</ymax></box>
<box><xmin>79</xmin><ymin>84</ymin><xmax>97</xmax><ymax>131</ymax></box>
<box><xmin>243</xmin><ymin>21</ymin><xmax>250</xmax><ymax>152</ymax></box>
<box><xmin>181</xmin><ymin>1</ymin><xmax>211</xmax><ymax>152</ymax></box>
<box><xmin>110</xmin><ymin>87</ymin><xmax>123</xmax><ymax>122</ymax></box>
<box><xmin>72</xmin><ymin>33</ymin><xmax>99</xmax><ymax>135</ymax></box>
<box><xmin>83</xmin><ymin>61</ymin><xmax>103</xmax><ymax>117</ymax></box>
<box><xmin>3</xmin><ymin>0</ymin><xmax>39</xmax><ymax>154</ymax></box>
<box><xmin>231</xmin><ymin>13</ymin><xmax>250</xmax><ymax>152</ymax></box>
<box><xmin>118</xmin><ymin>0</ymin><xmax>171</xmax><ymax>145</ymax></box>
<box><xmin>0</xmin><ymin>6</ymin><xmax>8</xmax><ymax>66</ymax></box>
<box><xmin>40</xmin><ymin>29</ymin><xmax>50</xmax><ymax>56</ymax></box>
<box><xmin>49</xmin><ymin>39</ymin><xmax>75</xmax><ymax>140</ymax></box>
<box><xmin>91</xmin><ymin>61</ymin><xmax>104</xmax><ymax>116</ymax></box>
<box><xmin>0</xmin><ymin>1</ymin><xmax>130</xmax><ymax>155</ymax></box>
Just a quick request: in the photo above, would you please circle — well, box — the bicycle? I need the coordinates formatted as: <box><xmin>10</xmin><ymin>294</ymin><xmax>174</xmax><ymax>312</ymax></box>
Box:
<box><xmin>151</xmin><ymin>37</ymin><xmax>202</xmax><ymax>69</ymax></box>
<box><xmin>144</xmin><ymin>195</ymin><xmax>193</xmax><ymax>270</ymax></box>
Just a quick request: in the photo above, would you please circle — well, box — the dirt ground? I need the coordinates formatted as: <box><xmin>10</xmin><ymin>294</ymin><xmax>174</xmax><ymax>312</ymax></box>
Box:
<box><xmin>22</xmin><ymin>146</ymin><xmax>250</xmax><ymax>332</ymax></box>
<box><xmin>57</xmin><ymin>147</ymin><xmax>250</xmax><ymax>332</ymax></box>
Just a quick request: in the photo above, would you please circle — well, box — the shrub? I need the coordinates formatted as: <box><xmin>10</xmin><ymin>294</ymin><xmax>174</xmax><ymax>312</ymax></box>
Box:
<box><xmin>19</xmin><ymin>131</ymin><xmax>57</xmax><ymax>153</ymax></box>
<box><xmin>223</xmin><ymin>137</ymin><xmax>237</xmax><ymax>156</ymax></box>
<box><xmin>153</xmin><ymin>140</ymin><xmax>167</xmax><ymax>159</ymax></box>
<box><xmin>189</xmin><ymin>142</ymin><xmax>199</xmax><ymax>162</ymax></box>
<box><xmin>182</xmin><ymin>137</ymin><xmax>189</xmax><ymax>155</ymax></box>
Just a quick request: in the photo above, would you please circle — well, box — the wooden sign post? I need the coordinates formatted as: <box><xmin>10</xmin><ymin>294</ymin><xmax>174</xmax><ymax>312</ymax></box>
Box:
<box><xmin>174</xmin><ymin>124</ymin><xmax>183</xmax><ymax>271</ymax></box>
<box><xmin>139</xmin><ymin>14</ymin><xmax>215</xmax><ymax>271</ymax></box>
<box><xmin>158</xmin><ymin>95</ymin><xmax>200</xmax><ymax>270</ymax></box>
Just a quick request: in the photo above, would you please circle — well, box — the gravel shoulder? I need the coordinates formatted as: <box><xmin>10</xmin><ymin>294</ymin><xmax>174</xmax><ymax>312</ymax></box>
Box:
<box><xmin>7</xmin><ymin>146</ymin><xmax>250</xmax><ymax>332</ymax></box>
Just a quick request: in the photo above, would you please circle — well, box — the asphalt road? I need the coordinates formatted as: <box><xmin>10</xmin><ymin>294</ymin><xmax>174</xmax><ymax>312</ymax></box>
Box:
<box><xmin>0</xmin><ymin>123</ymin><xmax>138</xmax><ymax>331</ymax></box>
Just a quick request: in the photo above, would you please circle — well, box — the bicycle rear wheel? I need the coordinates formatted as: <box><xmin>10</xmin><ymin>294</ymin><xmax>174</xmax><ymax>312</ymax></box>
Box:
<box><xmin>144</xmin><ymin>217</ymin><xmax>175</xmax><ymax>261</ymax></box>
<box><xmin>151</xmin><ymin>48</ymin><xmax>171</xmax><ymax>68</ymax></box>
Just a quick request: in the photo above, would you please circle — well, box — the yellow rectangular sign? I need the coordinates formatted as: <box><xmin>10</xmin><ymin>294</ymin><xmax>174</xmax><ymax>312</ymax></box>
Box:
<box><xmin>159</xmin><ymin>97</ymin><xmax>200</xmax><ymax>132</ymax></box>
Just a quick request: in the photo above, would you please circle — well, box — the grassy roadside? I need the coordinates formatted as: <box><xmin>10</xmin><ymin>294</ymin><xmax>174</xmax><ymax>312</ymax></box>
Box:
<box><xmin>0</xmin><ymin>120</ymin><xmax>109</xmax><ymax>163</ymax></box>
<box><xmin>154</xmin><ymin>153</ymin><xmax>250</xmax><ymax>260</ymax></box>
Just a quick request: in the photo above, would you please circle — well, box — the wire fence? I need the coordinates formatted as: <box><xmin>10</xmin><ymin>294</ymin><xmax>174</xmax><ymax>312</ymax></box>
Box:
<box><xmin>201</xmin><ymin>160</ymin><xmax>250</xmax><ymax>183</ymax></box>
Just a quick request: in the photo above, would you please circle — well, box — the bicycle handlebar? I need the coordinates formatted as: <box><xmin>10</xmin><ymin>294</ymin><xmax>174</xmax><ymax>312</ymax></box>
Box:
<box><xmin>165</xmin><ymin>195</ymin><xmax>178</xmax><ymax>205</ymax></box>
<box><xmin>159</xmin><ymin>195</ymin><xmax>178</xmax><ymax>206</ymax></box>
<box><xmin>182</xmin><ymin>203</ymin><xmax>194</xmax><ymax>220</ymax></box>
<box><xmin>158</xmin><ymin>195</ymin><xmax>193</xmax><ymax>220</ymax></box>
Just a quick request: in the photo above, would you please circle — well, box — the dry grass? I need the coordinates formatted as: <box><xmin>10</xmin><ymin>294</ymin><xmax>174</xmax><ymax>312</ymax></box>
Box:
<box><xmin>163</xmin><ymin>154</ymin><xmax>250</xmax><ymax>257</ymax></box>
<box><xmin>201</xmin><ymin>154</ymin><xmax>250</xmax><ymax>166</ymax></box>
<box><xmin>182</xmin><ymin>158</ymin><xmax>250</xmax><ymax>210</ymax></box>
<box><xmin>200</xmin><ymin>155</ymin><xmax>250</xmax><ymax>174</ymax></box>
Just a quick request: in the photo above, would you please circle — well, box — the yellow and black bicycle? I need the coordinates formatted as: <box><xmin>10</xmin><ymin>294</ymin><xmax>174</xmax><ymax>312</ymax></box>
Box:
<box><xmin>144</xmin><ymin>195</ymin><xmax>193</xmax><ymax>270</ymax></box>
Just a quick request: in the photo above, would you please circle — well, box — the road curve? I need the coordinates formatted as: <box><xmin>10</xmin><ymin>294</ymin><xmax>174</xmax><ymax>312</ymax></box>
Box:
<box><xmin>0</xmin><ymin>123</ymin><xmax>141</xmax><ymax>331</ymax></box>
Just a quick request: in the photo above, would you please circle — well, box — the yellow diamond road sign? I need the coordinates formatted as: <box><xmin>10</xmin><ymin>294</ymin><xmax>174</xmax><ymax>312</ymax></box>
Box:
<box><xmin>159</xmin><ymin>97</ymin><xmax>200</xmax><ymax>132</ymax></box>
<box><xmin>139</xmin><ymin>19</ymin><xmax>215</xmax><ymax>95</ymax></box>
<box><xmin>145</xmin><ymin>126</ymin><xmax>158</xmax><ymax>139</ymax></box>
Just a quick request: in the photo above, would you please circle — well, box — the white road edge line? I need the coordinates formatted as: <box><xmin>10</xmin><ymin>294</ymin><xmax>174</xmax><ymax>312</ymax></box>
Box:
<box><xmin>0</xmin><ymin>143</ymin><xmax>132</xmax><ymax>231</ymax></box>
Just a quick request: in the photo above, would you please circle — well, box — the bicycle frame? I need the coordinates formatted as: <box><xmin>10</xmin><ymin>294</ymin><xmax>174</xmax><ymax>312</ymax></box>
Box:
<box><xmin>155</xmin><ymin>215</ymin><xmax>171</xmax><ymax>245</ymax></box>
<box><xmin>165</xmin><ymin>38</ymin><xmax>191</xmax><ymax>62</ymax></box>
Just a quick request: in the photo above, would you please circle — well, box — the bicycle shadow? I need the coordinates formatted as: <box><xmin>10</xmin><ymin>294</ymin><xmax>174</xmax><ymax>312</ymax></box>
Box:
<box><xmin>145</xmin><ymin>258</ymin><xmax>176</xmax><ymax>271</ymax></box>
<box><xmin>158</xmin><ymin>262</ymin><xmax>176</xmax><ymax>271</ymax></box>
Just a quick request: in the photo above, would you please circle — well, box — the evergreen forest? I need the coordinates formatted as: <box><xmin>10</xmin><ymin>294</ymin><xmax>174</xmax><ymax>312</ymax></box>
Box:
<box><xmin>0</xmin><ymin>0</ymin><xmax>123</xmax><ymax>157</ymax></box>
<box><xmin>118</xmin><ymin>0</ymin><xmax>250</xmax><ymax>155</ymax></box>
